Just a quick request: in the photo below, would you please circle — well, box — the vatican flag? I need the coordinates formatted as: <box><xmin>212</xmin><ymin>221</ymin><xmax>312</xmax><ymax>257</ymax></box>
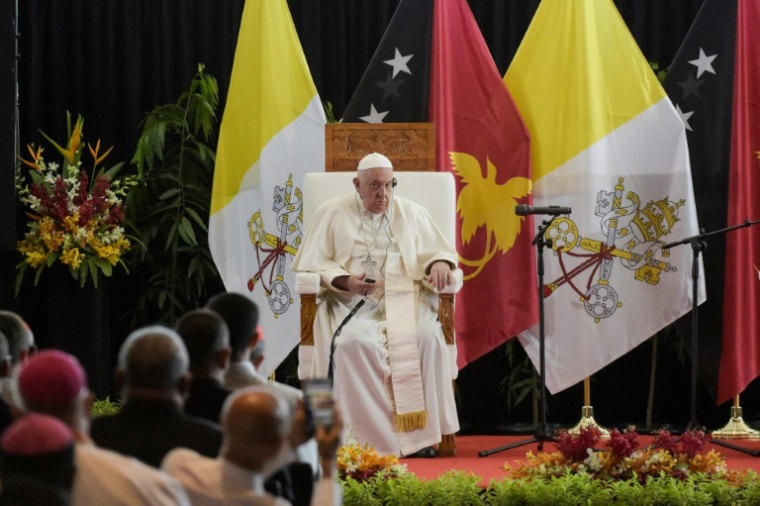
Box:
<box><xmin>209</xmin><ymin>0</ymin><xmax>325</xmax><ymax>375</ymax></box>
<box><xmin>505</xmin><ymin>0</ymin><xmax>704</xmax><ymax>394</ymax></box>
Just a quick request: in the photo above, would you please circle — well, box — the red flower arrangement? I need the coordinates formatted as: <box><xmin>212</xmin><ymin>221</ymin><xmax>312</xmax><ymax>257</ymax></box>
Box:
<box><xmin>505</xmin><ymin>425</ymin><xmax>729</xmax><ymax>483</ymax></box>
<box><xmin>15</xmin><ymin>113</ymin><xmax>136</xmax><ymax>290</ymax></box>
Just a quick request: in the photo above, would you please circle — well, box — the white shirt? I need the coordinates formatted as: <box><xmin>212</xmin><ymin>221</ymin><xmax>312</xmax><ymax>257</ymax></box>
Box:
<box><xmin>223</xmin><ymin>362</ymin><xmax>319</xmax><ymax>475</ymax></box>
<box><xmin>162</xmin><ymin>449</ymin><xmax>341</xmax><ymax>506</ymax></box>
<box><xmin>73</xmin><ymin>443</ymin><xmax>190</xmax><ymax>506</ymax></box>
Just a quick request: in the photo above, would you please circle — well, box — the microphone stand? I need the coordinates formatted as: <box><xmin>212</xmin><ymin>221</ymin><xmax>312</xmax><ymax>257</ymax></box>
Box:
<box><xmin>662</xmin><ymin>218</ymin><xmax>760</xmax><ymax>457</ymax></box>
<box><xmin>479</xmin><ymin>216</ymin><xmax>559</xmax><ymax>457</ymax></box>
<box><xmin>327</xmin><ymin>298</ymin><xmax>366</xmax><ymax>382</ymax></box>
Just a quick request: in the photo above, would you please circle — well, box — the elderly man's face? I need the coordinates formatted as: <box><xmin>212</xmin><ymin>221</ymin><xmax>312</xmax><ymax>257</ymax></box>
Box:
<box><xmin>353</xmin><ymin>167</ymin><xmax>394</xmax><ymax>214</ymax></box>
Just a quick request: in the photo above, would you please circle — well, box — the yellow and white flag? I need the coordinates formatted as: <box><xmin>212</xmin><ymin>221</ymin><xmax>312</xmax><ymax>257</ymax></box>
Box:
<box><xmin>505</xmin><ymin>0</ymin><xmax>704</xmax><ymax>393</ymax></box>
<box><xmin>209</xmin><ymin>0</ymin><xmax>325</xmax><ymax>375</ymax></box>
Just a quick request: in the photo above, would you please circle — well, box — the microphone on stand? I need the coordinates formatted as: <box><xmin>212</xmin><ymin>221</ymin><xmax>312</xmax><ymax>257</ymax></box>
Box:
<box><xmin>515</xmin><ymin>204</ymin><xmax>572</xmax><ymax>216</ymax></box>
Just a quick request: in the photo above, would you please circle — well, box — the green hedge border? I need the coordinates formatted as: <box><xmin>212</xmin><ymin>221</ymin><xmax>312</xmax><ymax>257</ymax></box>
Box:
<box><xmin>341</xmin><ymin>470</ymin><xmax>760</xmax><ymax>505</ymax></box>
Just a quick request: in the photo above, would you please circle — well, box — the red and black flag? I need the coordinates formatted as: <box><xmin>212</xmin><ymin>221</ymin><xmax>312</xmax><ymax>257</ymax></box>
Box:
<box><xmin>664</xmin><ymin>0</ymin><xmax>760</xmax><ymax>404</ymax></box>
<box><xmin>342</xmin><ymin>0</ymin><xmax>538</xmax><ymax>369</ymax></box>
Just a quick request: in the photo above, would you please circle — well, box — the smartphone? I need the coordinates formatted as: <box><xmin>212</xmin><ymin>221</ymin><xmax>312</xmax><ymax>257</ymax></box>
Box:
<box><xmin>364</xmin><ymin>277</ymin><xmax>376</xmax><ymax>284</ymax></box>
<box><xmin>303</xmin><ymin>378</ymin><xmax>335</xmax><ymax>430</ymax></box>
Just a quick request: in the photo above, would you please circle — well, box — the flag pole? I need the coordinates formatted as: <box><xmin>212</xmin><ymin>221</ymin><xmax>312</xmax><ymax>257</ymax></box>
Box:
<box><xmin>568</xmin><ymin>377</ymin><xmax>610</xmax><ymax>439</ymax></box>
<box><xmin>712</xmin><ymin>395</ymin><xmax>760</xmax><ymax>440</ymax></box>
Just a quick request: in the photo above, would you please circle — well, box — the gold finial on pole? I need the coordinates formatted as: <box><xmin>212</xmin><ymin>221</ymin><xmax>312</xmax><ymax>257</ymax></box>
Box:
<box><xmin>712</xmin><ymin>395</ymin><xmax>760</xmax><ymax>440</ymax></box>
<box><xmin>568</xmin><ymin>377</ymin><xmax>610</xmax><ymax>439</ymax></box>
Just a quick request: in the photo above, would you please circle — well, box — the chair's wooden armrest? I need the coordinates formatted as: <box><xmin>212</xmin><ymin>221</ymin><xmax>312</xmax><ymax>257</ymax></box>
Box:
<box><xmin>295</xmin><ymin>272</ymin><xmax>321</xmax><ymax>295</ymax></box>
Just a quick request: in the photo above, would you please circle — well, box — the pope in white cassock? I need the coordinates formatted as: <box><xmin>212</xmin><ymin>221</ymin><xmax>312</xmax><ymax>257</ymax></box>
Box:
<box><xmin>292</xmin><ymin>153</ymin><xmax>460</xmax><ymax>458</ymax></box>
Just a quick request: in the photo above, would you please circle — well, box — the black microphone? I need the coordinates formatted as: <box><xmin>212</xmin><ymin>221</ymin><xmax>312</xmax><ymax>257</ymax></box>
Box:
<box><xmin>515</xmin><ymin>204</ymin><xmax>571</xmax><ymax>216</ymax></box>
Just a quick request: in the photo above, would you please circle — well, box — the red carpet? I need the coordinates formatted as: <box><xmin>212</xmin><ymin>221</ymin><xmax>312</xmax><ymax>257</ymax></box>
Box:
<box><xmin>403</xmin><ymin>435</ymin><xmax>760</xmax><ymax>486</ymax></box>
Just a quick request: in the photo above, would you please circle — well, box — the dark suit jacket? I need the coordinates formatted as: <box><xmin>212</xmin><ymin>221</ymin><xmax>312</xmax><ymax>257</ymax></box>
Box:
<box><xmin>183</xmin><ymin>377</ymin><xmax>231</xmax><ymax>424</ymax></box>
<box><xmin>90</xmin><ymin>398</ymin><xmax>222</xmax><ymax>468</ymax></box>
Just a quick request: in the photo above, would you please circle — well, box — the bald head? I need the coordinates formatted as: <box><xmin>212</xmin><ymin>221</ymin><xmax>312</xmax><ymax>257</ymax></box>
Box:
<box><xmin>220</xmin><ymin>387</ymin><xmax>291</xmax><ymax>471</ymax></box>
<box><xmin>118</xmin><ymin>326</ymin><xmax>189</xmax><ymax>392</ymax></box>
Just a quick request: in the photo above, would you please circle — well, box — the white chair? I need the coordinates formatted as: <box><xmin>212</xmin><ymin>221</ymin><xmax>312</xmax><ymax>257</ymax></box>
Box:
<box><xmin>295</xmin><ymin>171</ymin><xmax>462</xmax><ymax>456</ymax></box>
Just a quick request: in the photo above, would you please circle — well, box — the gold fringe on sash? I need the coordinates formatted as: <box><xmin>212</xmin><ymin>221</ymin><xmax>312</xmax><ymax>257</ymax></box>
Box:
<box><xmin>394</xmin><ymin>410</ymin><xmax>428</xmax><ymax>432</ymax></box>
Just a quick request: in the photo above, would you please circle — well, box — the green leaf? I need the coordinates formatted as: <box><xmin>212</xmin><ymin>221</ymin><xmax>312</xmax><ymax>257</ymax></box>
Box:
<box><xmin>103</xmin><ymin>161</ymin><xmax>125</xmax><ymax>180</ymax></box>
<box><xmin>79</xmin><ymin>258</ymin><xmax>90</xmax><ymax>288</ymax></box>
<box><xmin>165</xmin><ymin>220</ymin><xmax>180</xmax><ymax>251</ymax></box>
<box><xmin>46</xmin><ymin>253</ymin><xmax>57</xmax><ymax>267</ymax></box>
<box><xmin>28</xmin><ymin>169</ymin><xmax>45</xmax><ymax>185</ymax></box>
<box><xmin>15</xmin><ymin>263</ymin><xmax>28</xmax><ymax>296</ymax></box>
<box><xmin>117</xmin><ymin>258</ymin><xmax>131</xmax><ymax>274</ymax></box>
<box><xmin>159</xmin><ymin>188</ymin><xmax>181</xmax><ymax>200</ymax></box>
<box><xmin>34</xmin><ymin>265</ymin><xmax>45</xmax><ymax>285</ymax></box>
<box><xmin>88</xmin><ymin>258</ymin><xmax>99</xmax><ymax>289</ymax></box>
<box><xmin>94</xmin><ymin>258</ymin><xmax>113</xmax><ymax>277</ymax></box>
<box><xmin>185</xmin><ymin>208</ymin><xmax>208</xmax><ymax>232</ymax></box>
<box><xmin>188</xmin><ymin>256</ymin><xmax>200</xmax><ymax>278</ymax></box>
<box><xmin>179</xmin><ymin>217</ymin><xmax>197</xmax><ymax>246</ymax></box>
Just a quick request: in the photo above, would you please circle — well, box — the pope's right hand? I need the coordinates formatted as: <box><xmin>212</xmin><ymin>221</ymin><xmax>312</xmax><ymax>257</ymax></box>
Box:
<box><xmin>347</xmin><ymin>273</ymin><xmax>377</xmax><ymax>296</ymax></box>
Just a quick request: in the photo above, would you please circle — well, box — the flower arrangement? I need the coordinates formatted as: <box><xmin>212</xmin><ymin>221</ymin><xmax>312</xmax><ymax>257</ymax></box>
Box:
<box><xmin>504</xmin><ymin>426</ymin><xmax>742</xmax><ymax>485</ymax></box>
<box><xmin>337</xmin><ymin>441</ymin><xmax>409</xmax><ymax>482</ymax></box>
<box><xmin>16</xmin><ymin>113</ymin><xmax>137</xmax><ymax>291</ymax></box>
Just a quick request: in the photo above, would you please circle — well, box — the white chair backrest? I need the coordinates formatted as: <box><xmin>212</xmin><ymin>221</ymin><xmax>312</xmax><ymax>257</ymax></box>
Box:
<box><xmin>302</xmin><ymin>172</ymin><xmax>457</xmax><ymax>241</ymax></box>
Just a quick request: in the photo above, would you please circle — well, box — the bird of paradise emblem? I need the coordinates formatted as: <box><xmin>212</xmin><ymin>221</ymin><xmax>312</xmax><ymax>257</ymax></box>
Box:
<box><xmin>450</xmin><ymin>152</ymin><xmax>532</xmax><ymax>280</ymax></box>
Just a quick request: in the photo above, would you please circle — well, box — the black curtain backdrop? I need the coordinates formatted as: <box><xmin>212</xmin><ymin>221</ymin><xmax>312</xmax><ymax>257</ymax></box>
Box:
<box><xmin>9</xmin><ymin>0</ymin><xmax>755</xmax><ymax>433</ymax></box>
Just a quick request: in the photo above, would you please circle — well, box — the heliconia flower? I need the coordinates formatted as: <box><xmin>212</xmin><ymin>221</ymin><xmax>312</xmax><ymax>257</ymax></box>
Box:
<box><xmin>18</xmin><ymin>144</ymin><xmax>43</xmax><ymax>171</ymax></box>
<box><xmin>68</xmin><ymin>117</ymin><xmax>83</xmax><ymax>159</ymax></box>
<box><xmin>41</xmin><ymin>116</ymin><xmax>84</xmax><ymax>165</ymax></box>
<box><xmin>88</xmin><ymin>139</ymin><xmax>114</xmax><ymax>167</ymax></box>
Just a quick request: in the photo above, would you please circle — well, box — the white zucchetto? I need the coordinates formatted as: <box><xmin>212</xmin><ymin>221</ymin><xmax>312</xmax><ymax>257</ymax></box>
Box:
<box><xmin>357</xmin><ymin>152</ymin><xmax>393</xmax><ymax>171</ymax></box>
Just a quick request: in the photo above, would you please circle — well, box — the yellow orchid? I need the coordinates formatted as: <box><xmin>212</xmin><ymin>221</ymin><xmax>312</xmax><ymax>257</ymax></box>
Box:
<box><xmin>88</xmin><ymin>139</ymin><xmax>114</xmax><ymax>167</ymax></box>
<box><xmin>60</xmin><ymin>247</ymin><xmax>85</xmax><ymax>270</ymax></box>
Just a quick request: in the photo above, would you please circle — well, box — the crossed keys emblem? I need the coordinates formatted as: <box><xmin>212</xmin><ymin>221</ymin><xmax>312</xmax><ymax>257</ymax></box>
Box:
<box><xmin>542</xmin><ymin>178</ymin><xmax>685</xmax><ymax>322</ymax></box>
<box><xmin>246</xmin><ymin>174</ymin><xmax>303</xmax><ymax>318</ymax></box>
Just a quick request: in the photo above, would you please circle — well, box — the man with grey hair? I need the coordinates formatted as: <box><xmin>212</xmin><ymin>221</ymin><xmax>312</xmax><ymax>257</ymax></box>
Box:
<box><xmin>0</xmin><ymin>310</ymin><xmax>35</xmax><ymax>411</ymax></box>
<box><xmin>90</xmin><ymin>325</ymin><xmax>223</xmax><ymax>467</ymax></box>
<box><xmin>163</xmin><ymin>386</ymin><xmax>342</xmax><ymax>506</ymax></box>
<box><xmin>292</xmin><ymin>152</ymin><xmax>460</xmax><ymax>458</ymax></box>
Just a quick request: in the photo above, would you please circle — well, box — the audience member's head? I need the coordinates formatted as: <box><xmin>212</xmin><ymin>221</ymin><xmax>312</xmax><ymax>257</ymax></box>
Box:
<box><xmin>17</xmin><ymin>350</ymin><xmax>91</xmax><ymax>435</ymax></box>
<box><xmin>174</xmin><ymin>309</ymin><xmax>231</xmax><ymax>380</ymax></box>
<box><xmin>206</xmin><ymin>292</ymin><xmax>260</xmax><ymax>363</ymax></box>
<box><xmin>220</xmin><ymin>386</ymin><xmax>293</xmax><ymax>477</ymax></box>
<box><xmin>116</xmin><ymin>326</ymin><xmax>190</xmax><ymax>404</ymax></box>
<box><xmin>249</xmin><ymin>326</ymin><xmax>265</xmax><ymax>370</ymax></box>
<box><xmin>0</xmin><ymin>332</ymin><xmax>10</xmax><ymax>378</ymax></box>
<box><xmin>0</xmin><ymin>311</ymin><xmax>34</xmax><ymax>365</ymax></box>
<box><xmin>0</xmin><ymin>413</ymin><xmax>76</xmax><ymax>504</ymax></box>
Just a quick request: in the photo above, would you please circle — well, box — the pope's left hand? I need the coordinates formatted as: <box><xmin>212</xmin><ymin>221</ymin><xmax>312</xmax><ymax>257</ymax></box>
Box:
<box><xmin>428</xmin><ymin>261</ymin><xmax>453</xmax><ymax>291</ymax></box>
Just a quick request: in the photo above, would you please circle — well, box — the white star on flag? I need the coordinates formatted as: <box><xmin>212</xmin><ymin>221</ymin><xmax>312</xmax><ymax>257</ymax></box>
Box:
<box><xmin>688</xmin><ymin>48</ymin><xmax>717</xmax><ymax>78</ymax></box>
<box><xmin>383</xmin><ymin>48</ymin><xmax>413</xmax><ymax>78</ymax></box>
<box><xmin>675</xmin><ymin>104</ymin><xmax>694</xmax><ymax>131</ymax></box>
<box><xmin>359</xmin><ymin>104</ymin><xmax>389</xmax><ymax>123</ymax></box>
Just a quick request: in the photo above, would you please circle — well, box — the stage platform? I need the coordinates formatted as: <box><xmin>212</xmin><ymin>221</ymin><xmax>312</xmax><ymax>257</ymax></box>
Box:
<box><xmin>403</xmin><ymin>435</ymin><xmax>760</xmax><ymax>486</ymax></box>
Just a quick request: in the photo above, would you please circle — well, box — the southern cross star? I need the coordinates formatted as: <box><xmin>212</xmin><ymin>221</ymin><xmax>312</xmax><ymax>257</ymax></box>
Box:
<box><xmin>383</xmin><ymin>48</ymin><xmax>413</xmax><ymax>78</ymax></box>
<box><xmin>359</xmin><ymin>104</ymin><xmax>389</xmax><ymax>123</ymax></box>
<box><xmin>688</xmin><ymin>48</ymin><xmax>717</xmax><ymax>78</ymax></box>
